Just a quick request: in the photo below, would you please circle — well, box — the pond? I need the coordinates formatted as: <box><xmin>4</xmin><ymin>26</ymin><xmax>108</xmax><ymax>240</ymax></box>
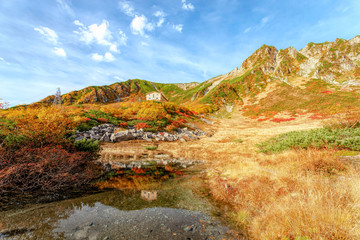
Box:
<box><xmin>0</xmin><ymin>164</ymin><xmax>241</xmax><ymax>239</ymax></box>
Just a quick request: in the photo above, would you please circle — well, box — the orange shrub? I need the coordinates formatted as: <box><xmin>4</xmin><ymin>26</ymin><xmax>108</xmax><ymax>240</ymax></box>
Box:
<box><xmin>134</xmin><ymin>122</ymin><xmax>151</xmax><ymax>130</ymax></box>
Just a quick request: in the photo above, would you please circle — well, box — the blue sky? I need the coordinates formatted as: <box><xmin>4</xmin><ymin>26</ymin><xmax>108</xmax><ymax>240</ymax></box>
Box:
<box><xmin>1</xmin><ymin>0</ymin><xmax>360</xmax><ymax>106</ymax></box>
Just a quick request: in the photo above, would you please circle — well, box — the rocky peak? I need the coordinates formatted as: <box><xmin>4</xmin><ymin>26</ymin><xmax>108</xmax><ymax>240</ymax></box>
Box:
<box><xmin>349</xmin><ymin>35</ymin><xmax>360</xmax><ymax>45</ymax></box>
<box><xmin>241</xmin><ymin>45</ymin><xmax>278</xmax><ymax>70</ymax></box>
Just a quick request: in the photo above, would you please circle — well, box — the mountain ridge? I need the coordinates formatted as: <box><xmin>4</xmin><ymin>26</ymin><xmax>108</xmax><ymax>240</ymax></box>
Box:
<box><xmin>38</xmin><ymin>35</ymin><xmax>360</xmax><ymax>107</ymax></box>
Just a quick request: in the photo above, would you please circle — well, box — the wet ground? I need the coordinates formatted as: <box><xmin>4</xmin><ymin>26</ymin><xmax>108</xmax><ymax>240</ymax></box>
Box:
<box><xmin>0</xmin><ymin>165</ymin><xmax>242</xmax><ymax>240</ymax></box>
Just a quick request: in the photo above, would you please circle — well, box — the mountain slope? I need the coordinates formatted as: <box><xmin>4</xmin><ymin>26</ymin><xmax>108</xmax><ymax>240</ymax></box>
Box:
<box><xmin>38</xmin><ymin>36</ymin><xmax>360</xmax><ymax>110</ymax></box>
<box><xmin>40</xmin><ymin>79</ymin><xmax>199</xmax><ymax>105</ymax></box>
<box><xmin>186</xmin><ymin>36</ymin><xmax>360</xmax><ymax>106</ymax></box>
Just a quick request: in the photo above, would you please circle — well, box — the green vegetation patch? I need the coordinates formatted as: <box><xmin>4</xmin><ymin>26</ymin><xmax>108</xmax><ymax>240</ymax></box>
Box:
<box><xmin>258</xmin><ymin>127</ymin><xmax>360</xmax><ymax>153</ymax></box>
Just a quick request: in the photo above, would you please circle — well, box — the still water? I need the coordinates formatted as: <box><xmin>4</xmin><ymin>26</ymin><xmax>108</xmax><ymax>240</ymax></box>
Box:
<box><xmin>0</xmin><ymin>166</ymin><xmax>238</xmax><ymax>239</ymax></box>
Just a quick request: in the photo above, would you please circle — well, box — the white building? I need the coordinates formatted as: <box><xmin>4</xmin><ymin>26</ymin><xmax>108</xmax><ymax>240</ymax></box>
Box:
<box><xmin>145</xmin><ymin>91</ymin><xmax>168</xmax><ymax>102</ymax></box>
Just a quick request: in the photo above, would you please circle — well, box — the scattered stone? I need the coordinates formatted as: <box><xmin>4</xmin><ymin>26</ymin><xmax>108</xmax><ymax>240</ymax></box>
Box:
<box><xmin>74</xmin><ymin>124</ymin><xmax>207</xmax><ymax>143</ymax></box>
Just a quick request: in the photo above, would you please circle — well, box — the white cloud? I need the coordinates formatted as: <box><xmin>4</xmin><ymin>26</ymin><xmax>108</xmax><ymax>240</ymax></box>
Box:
<box><xmin>110</xmin><ymin>44</ymin><xmax>119</xmax><ymax>53</ymax></box>
<box><xmin>54</xmin><ymin>47</ymin><xmax>66</xmax><ymax>57</ymax></box>
<box><xmin>154</xmin><ymin>10</ymin><xmax>165</xmax><ymax>18</ymax></box>
<box><xmin>92</xmin><ymin>53</ymin><xmax>104</xmax><ymax>61</ymax></box>
<box><xmin>74</xmin><ymin>19</ymin><xmax>127</xmax><ymax>53</ymax></box>
<box><xmin>154</xmin><ymin>11</ymin><xmax>166</xmax><ymax>27</ymax></box>
<box><xmin>74</xmin><ymin>20</ymin><xmax>85</xmax><ymax>27</ymax></box>
<box><xmin>104</xmin><ymin>52</ymin><xmax>115</xmax><ymax>62</ymax></box>
<box><xmin>130</xmin><ymin>15</ymin><xmax>154</xmax><ymax>36</ymax></box>
<box><xmin>118</xmin><ymin>1</ymin><xmax>135</xmax><ymax>16</ymax></box>
<box><xmin>141</xmin><ymin>41</ymin><xmax>149</xmax><ymax>46</ymax></box>
<box><xmin>34</xmin><ymin>26</ymin><xmax>58</xmax><ymax>44</ymax></box>
<box><xmin>118</xmin><ymin>30</ymin><xmax>128</xmax><ymax>45</ymax></box>
<box><xmin>76</xmin><ymin>20</ymin><xmax>113</xmax><ymax>46</ymax></box>
<box><xmin>182</xmin><ymin>0</ymin><xmax>194</xmax><ymax>11</ymax></box>
<box><xmin>91</xmin><ymin>52</ymin><xmax>115</xmax><ymax>62</ymax></box>
<box><xmin>173</xmin><ymin>24</ymin><xmax>183</xmax><ymax>33</ymax></box>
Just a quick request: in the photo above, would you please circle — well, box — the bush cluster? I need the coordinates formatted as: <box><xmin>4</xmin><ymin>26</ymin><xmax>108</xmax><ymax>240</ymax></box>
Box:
<box><xmin>258</xmin><ymin>127</ymin><xmax>360</xmax><ymax>153</ymax></box>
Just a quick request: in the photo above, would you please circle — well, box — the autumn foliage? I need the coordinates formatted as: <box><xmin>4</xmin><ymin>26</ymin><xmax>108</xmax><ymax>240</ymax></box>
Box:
<box><xmin>0</xmin><ymin>146</ymin><xmax>100</xmax><ymax>195</ymax></box>
<box><xmin>0</xmin><ymin>105</ymin><xmax>101</xmax><ymax>198</ymax></box>
<box><xmin>0</xmin><ymin>101</ymin><xmax>203</xmax><ymax>198</ymax></box>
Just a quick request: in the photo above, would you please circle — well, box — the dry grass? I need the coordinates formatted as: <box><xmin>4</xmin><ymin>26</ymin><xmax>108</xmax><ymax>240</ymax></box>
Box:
<box><xmin>207</xmin><ymin>149</ymin><xmax>360</xmax><ymax>239</ymax></box>
<box><xmin>99</xmin><ymin>109</ymin><xmax>360</xmax><ymax>239</ymax></box>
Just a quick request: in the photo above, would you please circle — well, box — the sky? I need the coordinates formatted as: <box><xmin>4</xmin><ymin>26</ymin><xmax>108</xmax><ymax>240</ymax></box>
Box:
<box><xmin>1</xmin><ymin>0</ymin><xmax>360</xmax><ymax>106</ymax></box>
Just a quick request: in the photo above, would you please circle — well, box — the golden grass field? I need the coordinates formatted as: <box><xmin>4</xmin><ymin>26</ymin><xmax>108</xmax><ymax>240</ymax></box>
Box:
<box><xmin>100</xmin><ymin>109</ymin><xmax>360</xmax><ymax>239</ymax></box>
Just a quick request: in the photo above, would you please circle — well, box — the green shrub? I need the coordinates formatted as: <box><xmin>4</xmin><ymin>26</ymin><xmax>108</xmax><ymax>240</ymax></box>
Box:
<box><xmin>85</xmin><ymin>110</ymin><xmax>122</xmax><ymax>125</ymax></box>
<box><xmin>258</xmin><ymin>127</ymin><xmax>360</xmax><ymax>153</ymax></box>
<box><xmin>76</xmin><ymin>119</ymin><xmax>99</xmax><ymax>131</ymax></box>
<box><xmin>74</xmin><ymin>138</ymin><xmax>100</xmax><ymax>153</ymax></box>
<box><xmin>146</xmin><ymin>145</ymin><xmax>158</xmax><ymax>150</ymax></box>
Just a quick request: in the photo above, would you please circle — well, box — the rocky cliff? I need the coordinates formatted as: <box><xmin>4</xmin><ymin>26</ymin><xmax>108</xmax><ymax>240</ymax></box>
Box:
<box><xmin>187</xmin><ymin>35</ymin><xmax>360</xmax><ymax>105</ymax></box>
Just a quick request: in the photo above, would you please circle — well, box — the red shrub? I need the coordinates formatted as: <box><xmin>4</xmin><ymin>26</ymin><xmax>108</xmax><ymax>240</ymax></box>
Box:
<box><xmin>134</xmin><ymin>122</ymin><xmax>151</xmax><ymax>130</ymax></box>
<box><xmin>321</xmin><ymin>91</ymin><xmax>334</xmax><ymax>94</ymax></box>
<box><xmin>309</xmin><ymin>113</ymin><xmax>327</xmax><ymax>120</ymax></box>
<box><xmin>0</xmin><ymin>146</ymin><xmax>101</xmax><ymax>195</ymax></box>
<box><xmin>271</xmin><ymin>118</ymin><xmax>296</xmax><ymax>123</ymax></box>
<box><xmin>82</xmin><ymin>117</ymin><xmax>91</xmax><ymax>122</ymax></box>
<box><xmin>118</xmin><ymin>122</ymin><xmax>128</xmax><ymax>128</ymax></box>
<box><xmin>97</xmin><ymin>118</ymin><xmax>108</xmax><ymax>123</ymax></box>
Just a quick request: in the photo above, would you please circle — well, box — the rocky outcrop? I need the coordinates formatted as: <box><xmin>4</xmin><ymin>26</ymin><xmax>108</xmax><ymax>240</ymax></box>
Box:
<box><xmin>219</xmin><ymin>36</ymin><xmax>360</xmax><ymax>87</ymax></box>
<box><xmin>74</xmin><ymin>124</ymin><xmax>207</xmax><ymax>143</ymax></box>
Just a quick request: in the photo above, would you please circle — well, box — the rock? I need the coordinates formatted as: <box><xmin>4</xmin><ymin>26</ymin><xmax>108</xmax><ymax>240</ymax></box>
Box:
<box><xmin>110</xmin><ymin>131</ymin><xmax>135</xmax><ymax>142</ymax></box>
<box><xmin>100</xmin><ymin>133</ymin><xmax>111</xmax><ymax>142</ymax></box>
<box><xmin>180</xmin><ymin>138</ymin><xmax>186</xmax><ymax>142</ymax></box>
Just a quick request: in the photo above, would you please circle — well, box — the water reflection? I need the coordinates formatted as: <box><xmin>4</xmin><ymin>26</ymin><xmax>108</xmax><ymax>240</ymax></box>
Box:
<box><xmin>141</xmin><ymin>190</ymin><xmax>158</xmax><ymax>201</ymax></box>
<box><xmin>0</xmin><ymin>174</ymin><xmax>229</xmax><ymax>239</ymax></box>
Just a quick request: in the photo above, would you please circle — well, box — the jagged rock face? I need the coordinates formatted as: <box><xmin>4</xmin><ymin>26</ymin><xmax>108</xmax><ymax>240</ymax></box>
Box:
<box><xmin>298</xmin><ymin>37</ymin><xmax>360</xmax><ymax>84</ymax></box>
<box><xmin>222</xmin><ymin>36</ymin><xmax>360</xmax><ymax>86</ymax></box>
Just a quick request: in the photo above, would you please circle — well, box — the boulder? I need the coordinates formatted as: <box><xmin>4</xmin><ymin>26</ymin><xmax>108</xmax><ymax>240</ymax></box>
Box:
<box><xmin>100</xmin><ymin>133</ymin><xmax>111</xmax><ymax>142</ymax></box>
<box><xmin>110</xmin><ymin>131</ymin><xmax>135</xmax><ymax>142</ymax></box>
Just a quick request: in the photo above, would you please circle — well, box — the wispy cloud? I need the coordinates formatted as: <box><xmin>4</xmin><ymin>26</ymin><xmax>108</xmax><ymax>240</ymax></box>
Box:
<box><xmin>173</xmin><ymin>24</ymin><xmax>183</xmax><ymax>33</ymax></box>
<box><xmin>130</xmin><ymin>15</ymin><xmax>154</xmax><ymax>36</ymax></box>
<box><xmin>182</xmin><ymin>0</ymin><xmax>194</xmax><ymax>11</ymax></box>
<box><xmin>244</xmin><ymin>27</ymin><xmax>251</xmax><ymax>33</ymax></box>
<box><xmin>261</xmin><ymin>16</ymin><xmax>270</xmax><ymax>26</ymax></box>
<box><xmin>34</xmin><ymin>26</ymin><xmax>58</xmax><ymax>44</ymax></box>
<box><xmin>154</xmin><ymin>10</ymin><xmax>166</xmax><ymax>27</ymax></box>
<box><xmin>118</xmin><ymin>0</ymin><xmax>136</xmax><ymax>17</ymax></box>
<box><xmin>56</xmin><ymin>0</ymin><xmax>75</xmax><ymax>17</ymax></box>
<box><xmin>54</xmin><ymin>47</ymin><xmax>66</xmax><ymax>57</ymax></box>
<box><xmin>243</xmin><ymin>16</ymin><xmax>271</xmax><ymax>33</ymax></box>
